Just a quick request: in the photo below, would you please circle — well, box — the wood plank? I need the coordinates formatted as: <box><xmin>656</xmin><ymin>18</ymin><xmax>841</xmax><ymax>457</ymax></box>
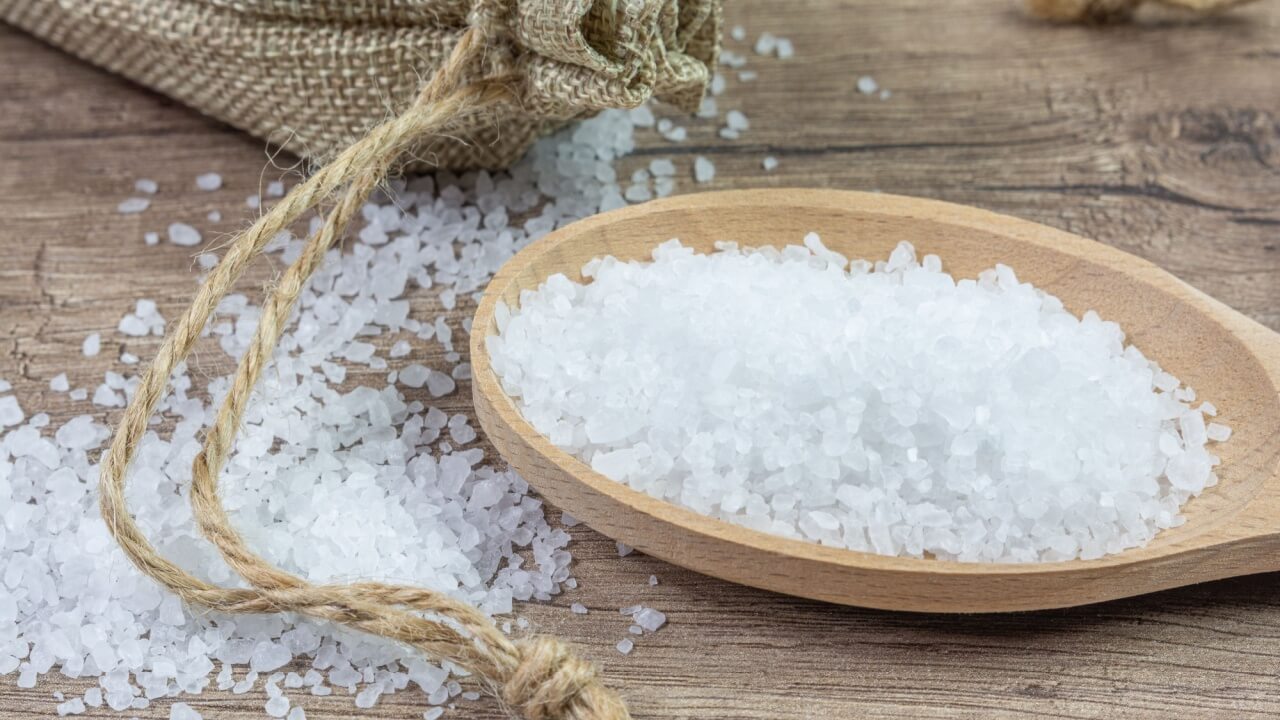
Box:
<box><xmin>1</xmin><ymin>0</ymin><xmax>1278</xmax><ymax>717</ymax></box>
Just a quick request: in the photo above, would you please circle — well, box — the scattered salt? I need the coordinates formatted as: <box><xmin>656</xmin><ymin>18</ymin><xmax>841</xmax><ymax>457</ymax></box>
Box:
<box><xmin>82</xmin><ymin>332</ymin><xmax>101</xmax><ymax>357</ymax></box>
<box><xmin>0</xmin><ymin>396</ymin><xmax>23</xmax><ymax>427</ymax></box>
<box><xmin>135</xmin><ymin>178</ymin><xmax>158</xmax><ymax>194</ymax></box>
<box><xmin>615</xmin><ymin>639</ymin><xmax>634</xmax><ymax>655</ymax></box>
<box><xmin>118</xmin><ymin>198</ymin><xmax>150</xmax><ymax>214</ymax></box>
<box><xmin>167</xmin><ymin>222</ymin><xmax>202</xmax><ymax>247</ymax></box>
<box><xmin>196</xmin><ymin>173</ymin><xmax>223</xmax><ymax>191</ymax></box>
<box><xmin>170</xmin><ymin>702</ymin><xmax>202</xmax><ymax>720</ymax></box>
<box><xmin>857</xmin><ymin>75</ymin><xmax>879</xmax><ymax>95</ymax></box>
<box><xmin>693</xmin><ymin>157</ymin><xmax>715</xmax><ymax>184</ymax></box>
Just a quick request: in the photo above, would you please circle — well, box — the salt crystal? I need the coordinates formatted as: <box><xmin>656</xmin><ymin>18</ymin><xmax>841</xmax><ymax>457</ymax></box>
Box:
<box><xmin>169</xmin><ymin>702</ymin><xmax>202</xmax><ymax>720</ymax></box>
<box><xmin>730</xmin><ymin>25</ymin><xmax>746</xmax><ymax>41</ymax></box>
<box><xmin>135</xmin><ymin>178</ymin><xmax>158</xmax><ymax>194</ymax></box>
<box><xmin>725</xmin><ymin>110</ymin><xmax>749</xmax><ymax>131</ymax></box>
<box><xmin>55</xmin><ymin>698</ymin><xmax>86</xmax><ymax>716</ymax></box>
<box><xmin>616</xmin><ymin>542</ymin><xmax>634</xmax><ymax>557</ymax></box>
<box><xmin>648</xmin><ymin>575</ymin><xmax>658</xmax><ymax>586</ymax></box>
<box><xmin>775</xmin><ymin>38</ymin><xmax>794</xmax><ymax>59</ymax></box>
<box><xmin>144</xmin><ymin>231</ymin><xmax>160</xmax><ymax>246</ymax></box>
<box><xmin>634</xmin><ymin>607</ymin><xmax>667</xmax><ymax>632</ymax></box>
<box><xmin>265</xmin><ymin>695</ymin><xmax>290</xmax><ymax>717</ymax></box>
<box><xmin>83</xmin><ymin>333</ymin><xmax>101</xmax><ymax>356</ymax></box>
<box><xmin>754</xmin><ymin>32</ymin><xmax>777</xmax><ymax>55</ymax></box>
<box><xmin>615</xmin><ymin>639</ymin><xmax>634</xmax><ymax>655</ymax></box>
<box><xmin>118</xmin><ymin>198</ymin><xmax>150</xmax><ymax>214</ymax></box>
<box><xmin>762</xmin><ymin>156</ymin><xmax>779</xmax><ymax>171</ymax></box>
<box><xmin>693</xmin><ymin>157</ymin><xmax>716</xmax><ymax>184</ymax></box>
<box><xmin>857</xmin><ymin>75</ymin><xmax>879</xmax><ymax>94</ymax></box>
<box><xmin>570</xmin><ymin>603</ymin><xmax>588</xmax><ymax>615</ymax></box>
<box><xmin>207</xmin><ymin>210</ymin><xmax>222</xmax><ymax>222</ymax></box>
<box><xmin>399</xmin><ymin>363</ymin><xmax>430</xmax><ymax>388</ymax></box>
<box><xmin>426</xmin><ymin>371</ymin><xmax>456</xmax><ymax>397</ymax></box>
<box><xmin>167</xmin><ymin>223</ymin><xmax>202</xmax><ymax>247</ymax></box>
<box><xmin>250</xmin><ymin>642</ymin><xmax>292</xmax><ymax>673</ymax></box>
<box><xmin>649</xmin><ymin>159</ymin><xmax>676</xmax><ymax>177</ymax></box>
<box><xmin>196</xmin><ymin>173</ymin><xmax>223</xmax><ymax>191</ymax></box>
<box><xmin>266</xmin><ymin>180</ymin><xmax>285</xmax><ymax>197</ymax></box>
<box><xmin>0</xmin><ymin>396</ymin><xmax>23</xmax><ymax>427</ymax></box>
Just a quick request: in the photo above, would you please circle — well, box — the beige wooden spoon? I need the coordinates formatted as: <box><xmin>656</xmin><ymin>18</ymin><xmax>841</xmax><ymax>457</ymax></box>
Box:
<box><xmin>470</xmin><ymin>189</ymin><xmax>1280</xmax><ymax>613</ymax></box>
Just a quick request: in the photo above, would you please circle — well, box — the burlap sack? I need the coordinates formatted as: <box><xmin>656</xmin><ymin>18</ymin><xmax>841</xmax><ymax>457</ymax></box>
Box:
<box><xmin>0</xmin><ymin>0</ymin><xmax>721</xmax><ymax>169</ymax></box>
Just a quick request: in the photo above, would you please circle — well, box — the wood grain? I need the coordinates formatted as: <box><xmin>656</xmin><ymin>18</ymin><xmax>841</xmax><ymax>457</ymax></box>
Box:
<box><xmin>1</xmin><ymin>0</ymin><xmax>1279</xmax><ymax>717</ymax></box>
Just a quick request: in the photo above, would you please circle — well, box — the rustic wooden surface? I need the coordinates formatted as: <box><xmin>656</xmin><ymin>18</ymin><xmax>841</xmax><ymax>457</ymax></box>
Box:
<box><xmin>2</xmin><ymin>0</ymin><xmax>1279</xmax><ymax>718</ymax></box>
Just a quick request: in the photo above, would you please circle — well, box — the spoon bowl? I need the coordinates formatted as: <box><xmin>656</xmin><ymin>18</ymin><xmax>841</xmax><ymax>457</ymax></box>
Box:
<box><xmin>471</xmin><ymin>189</ymin><xmax>1280</xmax><ymax>612</ymax></box>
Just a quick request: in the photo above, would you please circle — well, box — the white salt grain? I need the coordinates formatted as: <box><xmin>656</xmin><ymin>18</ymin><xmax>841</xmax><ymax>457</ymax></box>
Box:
<box><xmin>857</xmin><ymin>75</ymin><xmax>879</xmax><ymax>94</ymax></box>
<box><xmin>616</xmin><ymin>542</ymin><xmax>634</xmax><ymax>557</ymax></box>
<box><xmin>167</xmin><ymin>223</ymin><xmax>202</xmax><ymax>247</ymax></box>
<box><xmin>693</xmin><ymin>157</ymin><xmax>715</xmax><ymax>183</ymax></box>
<box><xmin>118</xmin><ymin>198</ymin><xmax>150</xmax><ymax>214</ymax></box>
<box><xmin>725</xmin><ymin>110</ymin><xmax>750</xmax><ymax>131</ymax></box>
<box><xmin>49</xmin><ymin>373</ymin><xmax>69</xmax><ymax>392</ymax></box>
<box><xmin>570</xmin><ymin>603</ymin><xmax>588</xmax><ymax>615</ymax></box>
<box><xmin>196</xmin><ymin>173</ymin><xmax>223</xmax><ymax>191</ymax></box>
<box><xmin>648</xmin><ymin>575</ymin><xmax>658</xmax><ymax>586</ymax></box>
<box><xmin>207</xmin><ymin>210</ymin><xmax>222</xmax><ymax>222</ymax></box>
<box><xmin>730</xmin><ymin>25</ymin><xmax>746</xmax><ymax>41</ymax></box>
<box><xmin>634</xmin><ymin>607</ymin><xmax>666</xmax><ymax>632</ymax></box>
<box><xmin>266</xmin><ymin>180</ymin><xmax>285</xmax><ymax>198</ymax></box>
<box><xmin>753</xmin><ymin>32</ymin><xmax>777</xmax><ymax>55</ymax></box>
<box><xmin>762</xmin><ymin>156</ymin><xmax>779</xmax><ymax>171</ymax></box>
<box><xmin>82</xmin><ymin>333</ymin><xmax>101</xmax><ymax>357</ymax></box>
<box><xmin>170</xmin><ymin>702</ymin><xmax>202</xmax><ymax>720</ymax></box>
<box><xmin>144</xmin><ymin>232</ymin><xmax>160</xmax><ymax>246</ymax></box>
<box><xmin>264</xmin><ymin>695</ymin><xmax>290</xmax><ymax>717</ymax></box>
<box><xmin>0</xmin><ymin>396</ymin><xmax>23</xmax><ymax>427</ymax></box>
<box><xmin>649</xmin><ymin>159</ymin><xmax>676</xmax><ymax>177</ymax></box>
<box><xmin>615</xmin><ymin>639</ymin><xmax>634</xmax><ymax>655</ymax></box>
<box><xmin>135</xmin><ymin>178</ymin><xmax>158</xmax><ymax>194</ymax></box>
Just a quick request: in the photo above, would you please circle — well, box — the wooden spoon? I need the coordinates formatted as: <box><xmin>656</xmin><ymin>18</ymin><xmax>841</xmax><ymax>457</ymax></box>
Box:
<box><xmin>470</xmin><ymin>189</ymin><xmax>1280</xmax><ymax>613</ymax></box>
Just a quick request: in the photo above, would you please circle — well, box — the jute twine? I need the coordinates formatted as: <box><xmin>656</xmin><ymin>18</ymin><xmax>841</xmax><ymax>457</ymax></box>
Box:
<box><xmin>98</xmin><ymin>22</ymin><xmax>630</xmax><ymax>720</ymax></box>
<box><xmin>1027</xmin><ymin>0</ymin><xmax>1258</xmax><ymax>21</ymax></box>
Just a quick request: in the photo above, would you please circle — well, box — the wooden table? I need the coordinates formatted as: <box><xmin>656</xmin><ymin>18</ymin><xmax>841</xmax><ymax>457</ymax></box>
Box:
<box><xmin>2</xmin><ymin>1</ymin><xmax>1279</xmax><ymax>717</ymax></box>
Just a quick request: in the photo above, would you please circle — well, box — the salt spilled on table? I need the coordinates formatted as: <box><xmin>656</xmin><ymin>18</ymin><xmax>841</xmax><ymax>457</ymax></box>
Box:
<box><xmin>488</xmin><ymin>237</ymin><xmax>1229</xmax><ymax>563</ymax></box>
<box><xmin>1</xmin><ymin>36</ymin><xmax>799</xmax><ymax>715</ymax></box>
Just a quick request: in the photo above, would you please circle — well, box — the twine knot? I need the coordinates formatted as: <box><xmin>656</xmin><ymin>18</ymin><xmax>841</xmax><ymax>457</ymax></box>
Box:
<box><xmin>502</xmin><ymin>637</ymin><xmax>630</xmax><ymax>720</ymax></box>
